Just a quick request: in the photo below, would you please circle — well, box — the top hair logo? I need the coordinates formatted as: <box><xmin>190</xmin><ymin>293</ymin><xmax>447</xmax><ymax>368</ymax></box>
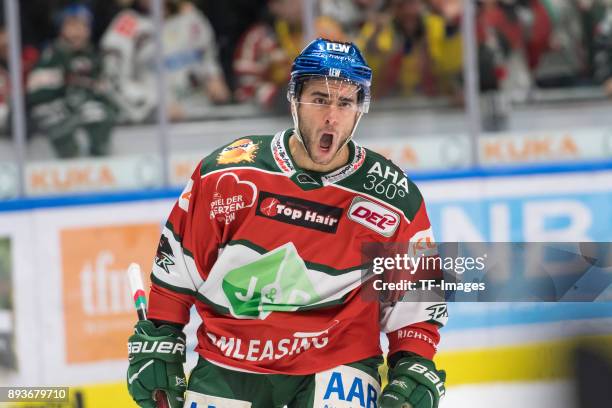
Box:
<box><xmin>256</xmin><ymin>192</ymin><xmax>342</xmax><ymax>233</ymax></box>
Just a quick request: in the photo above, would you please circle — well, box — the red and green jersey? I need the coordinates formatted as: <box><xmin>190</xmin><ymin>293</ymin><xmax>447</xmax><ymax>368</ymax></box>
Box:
<box><xmin>148</xmin><ymin>129</ymin><xmax>447</xmax><ymax>375</ymax></box>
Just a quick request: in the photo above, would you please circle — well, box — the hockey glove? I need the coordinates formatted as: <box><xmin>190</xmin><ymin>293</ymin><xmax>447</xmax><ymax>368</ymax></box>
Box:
<box><xmin>379</xmin><ymin>354</ymin><xmax>446</xmax><ymax>408</ymax></box>
<box><xmin>127</xmin><ymin>320</ymin><xmax>187</xmax><ymax>408</ymax></box>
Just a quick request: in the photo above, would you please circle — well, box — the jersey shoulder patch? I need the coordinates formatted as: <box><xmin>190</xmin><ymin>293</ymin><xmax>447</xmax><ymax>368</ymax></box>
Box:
<box><xmin>199</xmin><ymin>135</ymin><xmax>278</xmax><ymax>177</ymax></box>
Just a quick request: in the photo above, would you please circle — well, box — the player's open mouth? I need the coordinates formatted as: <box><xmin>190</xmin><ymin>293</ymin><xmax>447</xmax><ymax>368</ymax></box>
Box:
<box><xmin>319</xmin><ymin>133</ymin><xmax>334</xmax><ymax>152</ymax></box>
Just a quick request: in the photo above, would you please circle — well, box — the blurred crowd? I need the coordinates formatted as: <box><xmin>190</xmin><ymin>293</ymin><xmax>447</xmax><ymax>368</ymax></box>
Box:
<box><xmin>0</xmin><ymin>0</ymin><xmax>612</xmax><ymax>157</ymax></box>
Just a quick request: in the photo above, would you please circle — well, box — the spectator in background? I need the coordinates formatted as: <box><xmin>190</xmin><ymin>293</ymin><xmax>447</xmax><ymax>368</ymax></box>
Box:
<box><xmin>594</xmin><ymin>0</ymin><xmax>612</xmax><ymax>96</ymax></box>
<box><xmin>89</xmin><ymin>0</ymin><xmax>137</xmax><ymax>45</ymax></box>
<box><xmin>580</xmin><ymin>0</ymin><xmax>609</xmax><ymax>81</ymax></box>
<box><xmin>26</xmin><ymin>5</ymin><xmax>116</xmax><ymax>158</ymax></box>
<box><xmin>233</xmin><ymin>0</ymin><xmax>345</xmax><ymax>111</ymax></box>
<box><xmin>425</xmin><ymin>0</ymin><xmax>464</xmax><ymax>98</ymax></box>
<box><xmin>0</xmin><ymin>22</ymin><xmax>39</xmax><ymax>135</ymax></box>
<box><xmin>0</xmin><ymin>26</ymin><xmax>9</xmax><ymax>133</ymax></box>
<box><xmin>194</xmin><ymin>0</ymin><xmax>268</xmax><ymax>94</ymax></box>
<box><xmin>101</xmin><ymin>0</ymin><xmax>230</xmax><ymax>122</ymax></box>
<box><xmin>529</xmin><ymin>0</ymin><xmax>588</xmax><ymax>88</ymax></box>
<box><xmin>357</xmin><ymin>0</ymin><xmax>463</xmax><ymax>99</ymax></box>
<box><xmin>100</xmin><ymin>0</ymin><xmax>156</xmax><ymax>123</ymax></box>
<box><xmin>318</xmin><ymin>0</ymin><xmax>386</xmax><ymax>37</ymax></box>
<box><xmin>476</xmin><ymin>0</ymin><xmax>534</xmax><ymax>102</ymax></box>
<box><xmin>162</xmin><ymin>0</ymin><xmax>231</xmax><ymax>119</ymax></box>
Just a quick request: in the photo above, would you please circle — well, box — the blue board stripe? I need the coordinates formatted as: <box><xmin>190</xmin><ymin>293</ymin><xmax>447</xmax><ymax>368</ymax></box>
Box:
<box><xmin>443</xmin><ymin>302</ymin><xmax>612</xmax><ymax>331</ymax></box>
<box><xmin>1</xmin><ymin>160</ymin><xmax>611</xmax><ymax>212</ymax></box>
<box><xmin>0</xmin><ymin>187</ymin><xmax>182</xmax><ymax>212</ymax></box>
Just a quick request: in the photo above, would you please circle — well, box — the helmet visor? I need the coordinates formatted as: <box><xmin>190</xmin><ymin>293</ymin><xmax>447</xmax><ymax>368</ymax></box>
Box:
<box><xmin>289</xmin><ymin>74</ymin><xmax>370</xmax><ymax>113</ymax></box>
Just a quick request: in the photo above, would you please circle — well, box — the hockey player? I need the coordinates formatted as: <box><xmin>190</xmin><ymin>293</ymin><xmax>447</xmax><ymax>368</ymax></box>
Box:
<box><xmin>127</xmin><ymin>38</ymin><xmax>447</xmax><ymax>408</ymax></box>
<box><xmin>26</xmin><ymin>5</ymin><xmax>116</xmax><ymax>158</ymax></box>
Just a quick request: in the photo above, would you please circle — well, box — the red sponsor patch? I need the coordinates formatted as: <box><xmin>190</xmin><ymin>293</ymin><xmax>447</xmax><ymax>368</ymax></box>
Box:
<box><xmin>210</xmin><ymin>173</ymin><xmax>257</xmax><ymax>224</ymax></box>
<box><xmin>256</xmin><ymin>192</ymin><xmax>342</xmax><ymax>233</ymax></box>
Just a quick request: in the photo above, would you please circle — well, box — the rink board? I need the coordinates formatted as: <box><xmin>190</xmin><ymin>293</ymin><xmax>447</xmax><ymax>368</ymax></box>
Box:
<box><xmin>2</xmin><ymin>124</ymin><xmax>612</xmax><ymax>199</ymax></box>
<box><xmin>0</xmin><ymin>169</ymin><xmax>610</xmax><ymax>407</ymax></box>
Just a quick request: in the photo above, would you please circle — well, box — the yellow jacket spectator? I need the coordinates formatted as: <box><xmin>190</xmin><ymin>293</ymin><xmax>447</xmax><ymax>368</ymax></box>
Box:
<box><xmin>357</xmin><ymin>0</ymin><xmax>462</xmax><ymax>99</ymax></box>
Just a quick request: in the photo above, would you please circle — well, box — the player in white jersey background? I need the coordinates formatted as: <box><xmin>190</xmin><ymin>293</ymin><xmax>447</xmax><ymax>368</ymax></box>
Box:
<box><xmin>101</xmin><ymin>0</ymin><xmax>230</xmax><ymax>123</ymax></box>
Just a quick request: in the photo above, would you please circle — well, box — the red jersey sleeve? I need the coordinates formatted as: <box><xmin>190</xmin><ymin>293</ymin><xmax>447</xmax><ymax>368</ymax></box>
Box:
<box><xmin>148</xmin><ymin>161</ymin><xmax>222</xmax><ymax>325</ymax></box>
<box><xmin>380</xmin><ymin>199</ymin><xmax>448</xmax><ymax>360</ymax></box>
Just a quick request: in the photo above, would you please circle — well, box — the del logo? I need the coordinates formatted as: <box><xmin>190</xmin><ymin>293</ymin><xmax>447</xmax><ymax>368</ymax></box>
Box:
<box><xmin>217</xmin><ymin>138</ymin><xmax>259</xmax><ymax>165</ymax></box>
<box><xmin>210</xmin><ymin>173</ymin><xmax>257</xmax><ymax>224</ymax></box>
<box><xmin>348</xmin><ymin>197</ymin><xmax>400</xmax><ymax>237</ymax></box>
<box><xmin>256</xmin><ymin>191</ymin><xmax>342</xmax><ymax>233</ymax></box>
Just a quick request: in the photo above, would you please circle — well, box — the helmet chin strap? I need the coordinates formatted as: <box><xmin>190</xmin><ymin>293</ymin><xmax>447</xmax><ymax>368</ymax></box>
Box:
<box><xmin>290</xmin><ymin>98</ymin><xmax>363</xmax><ymax>163</ymax></box>
<box><xmin>343</xmin><ymin>111</ymin><xmax>363</xmax><ymax>148</ymax></box>
<box><xmin>290</xmin><ymin>99</ymin><xmax>304</xmax><ymax>145</ymax></box>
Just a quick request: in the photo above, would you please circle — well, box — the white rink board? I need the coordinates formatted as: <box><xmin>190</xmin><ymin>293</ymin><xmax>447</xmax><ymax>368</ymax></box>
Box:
<box><xmin>0</xmin><ymin>169</ymin><xmax>609</xmax><ymax>388</ymax></box>
<box><xmin>0</xmin><ymin>199</ymin><xmax>174</xmax><ymax>386</ymax></box>
<box><xmin>441</xmin><ymin>380</ymin><xmax>577</xmax><ymax>408</ymax></box>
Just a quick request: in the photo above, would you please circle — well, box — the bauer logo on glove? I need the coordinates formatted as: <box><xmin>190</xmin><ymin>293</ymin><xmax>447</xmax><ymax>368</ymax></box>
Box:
<box><xmin>380</xmin><ymin>355</ymin><xmax>446</xmax><ymax>408</ymax></box>
<box><xmin>128</xmin><ymin>339</ymin><xmax>186</xmax><ymax>358</ymax></box>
